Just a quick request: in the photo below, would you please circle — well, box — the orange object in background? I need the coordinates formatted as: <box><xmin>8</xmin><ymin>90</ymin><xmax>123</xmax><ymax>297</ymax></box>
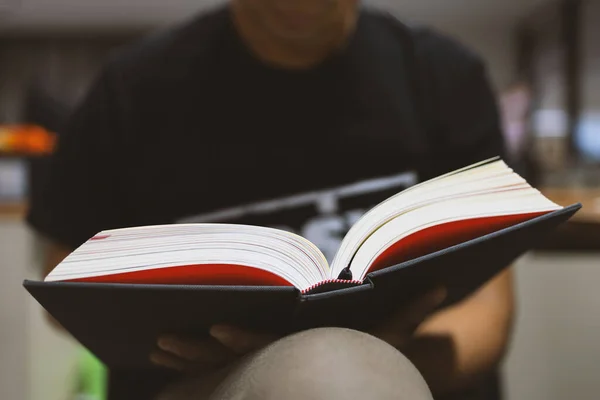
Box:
<box><xmin>0</xmin><ymin>125</ymin><xmax>56</xmax><ymax>155</ymax></box>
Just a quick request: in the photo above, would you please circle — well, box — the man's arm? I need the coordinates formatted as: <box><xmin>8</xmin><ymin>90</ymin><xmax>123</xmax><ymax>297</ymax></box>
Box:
<box><xmin>405</xmin><ymin>268</ymin><xmax>514</xmax><ymax>396</ymax></box>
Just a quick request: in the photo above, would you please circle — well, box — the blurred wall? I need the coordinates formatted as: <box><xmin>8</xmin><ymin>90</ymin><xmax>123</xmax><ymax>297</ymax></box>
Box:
<box><xmin>504</xmin><ymin>253</ymin><xmax>600</xmax><ymax>400</ymax></box>
<box><xmin>0</xmin><ymin>219</ymin><xmax>30</xmax><ymax>400</ymax></box>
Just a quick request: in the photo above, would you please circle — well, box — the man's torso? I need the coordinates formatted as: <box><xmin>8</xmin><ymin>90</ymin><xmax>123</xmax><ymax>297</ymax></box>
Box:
<box><xmin>112</xmin><ymin>6</ymin><xmax>433</xmax><ymax>259</ymax></box>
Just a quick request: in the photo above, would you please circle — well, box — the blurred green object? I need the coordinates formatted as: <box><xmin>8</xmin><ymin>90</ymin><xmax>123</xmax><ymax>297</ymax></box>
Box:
<box><xmin>74</xmin><ymin>348</ymin><xmax>107</xmax><ymax>400</ymax></box>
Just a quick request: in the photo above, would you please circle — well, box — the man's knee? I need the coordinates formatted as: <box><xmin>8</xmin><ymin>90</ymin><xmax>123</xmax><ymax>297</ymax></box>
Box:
<box><xmin>211</xmin><ymin>328</ymin><xmax>433</xmax><ymax>400</ymax></box>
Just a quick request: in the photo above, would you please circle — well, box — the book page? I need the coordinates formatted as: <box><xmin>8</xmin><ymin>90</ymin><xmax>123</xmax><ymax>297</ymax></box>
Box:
<box><xmin>46</xmin><ymin>224</ymin><xmax>330</xmax><ymax>291</ymax></box>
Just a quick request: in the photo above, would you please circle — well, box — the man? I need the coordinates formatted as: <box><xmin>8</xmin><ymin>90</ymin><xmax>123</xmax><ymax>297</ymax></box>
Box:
<box><xmin>28</xmin><ymin>0</ymin><xmax>514</xmax><ymax>399</ymax></box>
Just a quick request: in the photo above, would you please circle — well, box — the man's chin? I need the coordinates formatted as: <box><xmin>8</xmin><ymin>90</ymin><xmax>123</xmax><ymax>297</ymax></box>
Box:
<box><xmin>270</xmin><ymin>24</ymin><xmax>328</xmax><ymax>44</ymax></box>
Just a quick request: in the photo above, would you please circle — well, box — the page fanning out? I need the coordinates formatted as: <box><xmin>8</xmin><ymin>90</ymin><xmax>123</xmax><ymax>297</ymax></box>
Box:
<box><xmin>330</xmin><ymin>159</ymin><xmax>523</xmax><ymax>278</ymax></box>
<box><xmin>45</xmin><ymin>224</ymin><xmax>332</xmax><ymax>292</ymax></box>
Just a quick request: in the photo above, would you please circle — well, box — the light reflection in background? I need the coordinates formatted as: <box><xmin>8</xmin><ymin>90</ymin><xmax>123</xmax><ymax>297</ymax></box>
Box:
<box><xmin>575</xmin><ymin>113</ymin><xmax>600</xmax><ymax>162</ymax></box>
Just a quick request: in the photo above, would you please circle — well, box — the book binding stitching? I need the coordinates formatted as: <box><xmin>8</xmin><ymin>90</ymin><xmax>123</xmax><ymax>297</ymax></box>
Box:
<box><xmin>301</xmin><ymin>279</ymin><xmax>363</xmax><ymax>294</ymax></box>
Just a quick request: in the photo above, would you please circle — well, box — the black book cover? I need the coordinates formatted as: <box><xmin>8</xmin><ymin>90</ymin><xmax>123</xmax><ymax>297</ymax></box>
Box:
<box><xmin>24</xmin><ymin>204</ymin><xmax>581</xmax><ymax>370</ymax></box>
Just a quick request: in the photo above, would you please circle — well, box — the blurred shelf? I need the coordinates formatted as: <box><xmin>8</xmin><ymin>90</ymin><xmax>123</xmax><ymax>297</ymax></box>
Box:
<box><xmin>0</xmin><ymin>202</ymin><xmax>28</xmax><ymax>220</ymax></box>
<box><xmin>536</xmin><ymin>187</ymin><xmax>600</xmax><ymax>252</ymax></box>
<box><xmin>0</xmin><ymin>152</ymin><xmax>51</xmax><ymax>159</ymax></box>
<box><xmin>540</xmin><ymin>187</ymin><xmax>600</xmax><ymax>224</ymax></box>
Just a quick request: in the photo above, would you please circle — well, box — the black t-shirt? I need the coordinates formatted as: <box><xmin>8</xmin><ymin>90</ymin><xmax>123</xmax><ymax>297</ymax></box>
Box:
<box><xmin>28</xmin><ymin>5</ymin><xmax>506</xmax><ymax>400</ymax></box>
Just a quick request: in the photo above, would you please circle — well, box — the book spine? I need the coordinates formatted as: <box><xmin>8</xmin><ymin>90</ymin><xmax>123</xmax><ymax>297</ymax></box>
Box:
<box><xmin>301</xmin><ymin>279</ymin><xmax>363</xmax><ymax>294</ymax></box>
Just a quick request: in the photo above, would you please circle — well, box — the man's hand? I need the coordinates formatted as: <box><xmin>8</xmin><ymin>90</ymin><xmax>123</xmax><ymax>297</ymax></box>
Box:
<box><xmin>370</xmin><ymin>286</ymin><xmax>447</xmax><ymax>349</ymax></box>
<box><xmin>150</xmin><ymin>326</ymin><xmax>279</xmax><ymax>373</ymax></box>
<box><xmin>151</xmin><ymin>287</ymin><xmax>446</xmax><ymax>373</ymax></box>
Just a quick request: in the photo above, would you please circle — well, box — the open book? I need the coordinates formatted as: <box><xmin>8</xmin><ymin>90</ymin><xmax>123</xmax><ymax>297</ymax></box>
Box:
<box><xmin>49</xmin><ymin>158</ymin><xmax>562</xmax><ymax>292</ymax></box>
<box><xmin>26</xmin><ymin>158</ymin><xmax>581</xmax><ymax>370</ymax></box>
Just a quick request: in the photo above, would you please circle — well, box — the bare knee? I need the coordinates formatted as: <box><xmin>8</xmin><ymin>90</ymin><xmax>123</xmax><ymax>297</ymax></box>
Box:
<box><xmin>211</xmin><ymin>328</ymin><xmax>432</xmax><ymax>400</ymax></box>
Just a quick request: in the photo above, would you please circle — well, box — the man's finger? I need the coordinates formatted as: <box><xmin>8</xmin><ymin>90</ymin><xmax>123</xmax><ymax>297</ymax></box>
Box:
<box><xmin>402</xmin><ymin>286</ymin><xmax>448</xmax><ymax>329</ymax></box>
<box><xmin>371</xmin><ymin>286</ymin><xmax>447</xmax><ymax>348</ymax></box>
<box><xmin>150</xmin><ymin>350</ymin><xmax>188</xmax><ymax>371</ymax></box>
<box><xmin>157</xmin><ymin>335</ymin><xmax>234</xmax><ymax>365</ymax></box>
<box><xmin>209</xmin><ymin>325</ymin><xmax>278</xmax><ymax>355</ymax></box>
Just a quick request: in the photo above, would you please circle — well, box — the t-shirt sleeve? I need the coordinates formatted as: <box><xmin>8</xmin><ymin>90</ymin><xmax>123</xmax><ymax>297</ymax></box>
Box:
<box><xmin>413</xmin><ymin>28</ymin><xmax>507</xmax><ymax>179</ymax></box>
<box><xmin>26</xmin><ymin>65</ymin><xmax>129</xmax><ymax>249</ymax></box>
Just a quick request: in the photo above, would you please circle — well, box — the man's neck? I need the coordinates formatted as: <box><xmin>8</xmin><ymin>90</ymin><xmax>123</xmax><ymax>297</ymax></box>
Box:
<box><xmin>230</xmin><ymin>3</ymin><xmax>358</xmax><ymax>70</ymax></box>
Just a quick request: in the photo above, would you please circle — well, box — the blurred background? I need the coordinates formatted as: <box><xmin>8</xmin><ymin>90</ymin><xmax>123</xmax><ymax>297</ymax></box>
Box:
<box><xmin>0</xmin><ymin>0</ymin><xmax>598</xmax><ymax>399</ymax></box>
